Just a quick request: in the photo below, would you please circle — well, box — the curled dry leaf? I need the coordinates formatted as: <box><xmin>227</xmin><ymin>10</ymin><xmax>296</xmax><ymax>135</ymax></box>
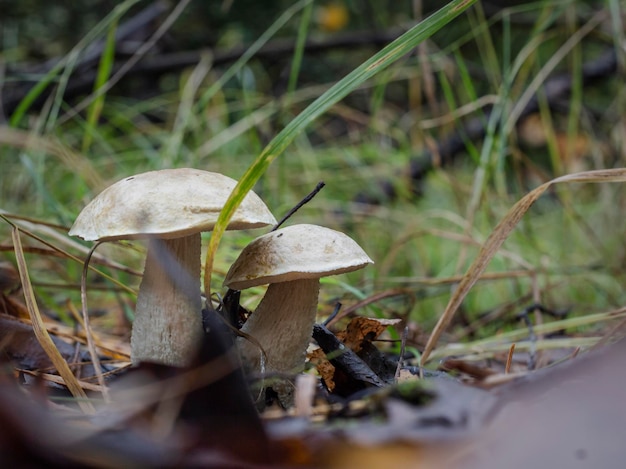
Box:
<box><xmin>337</xmin><ymin>317</ymin><xmax>402</xmax><ymax>353</ymax></box>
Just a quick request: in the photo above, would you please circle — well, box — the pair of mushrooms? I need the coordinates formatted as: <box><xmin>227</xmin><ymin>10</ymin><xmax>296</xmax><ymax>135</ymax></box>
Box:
<box><xmin>70</xmin><ymin>168</ymin><xmax>373</xmax><ymax>384</ymax></box>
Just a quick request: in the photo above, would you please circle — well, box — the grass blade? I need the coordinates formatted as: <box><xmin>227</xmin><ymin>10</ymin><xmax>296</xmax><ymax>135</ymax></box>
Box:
<box><xmin>82</xmin><ymin>18</ymin><xmax>119</xmax><ymax>153</ymax></box>
<box><xmin>11</xmin><ymin>225</ymin><xmax>96</xmax><ymax>414</ymax></box>
<box><xmin>287</xmin><ymin>0</ymin><xmax>314</xmax><ymax>94</ymax></box>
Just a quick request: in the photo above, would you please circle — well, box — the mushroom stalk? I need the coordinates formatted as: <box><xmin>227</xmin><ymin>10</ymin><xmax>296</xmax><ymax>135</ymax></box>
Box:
<box><xmin>238</xmin><ymin>278</ymin><xmax>320</xmax><ymax>375</ymax></box>
<box><xmin>132</xmin><ymin>234</ymin><xmax>203</xmax><ymax>366</ymax></box>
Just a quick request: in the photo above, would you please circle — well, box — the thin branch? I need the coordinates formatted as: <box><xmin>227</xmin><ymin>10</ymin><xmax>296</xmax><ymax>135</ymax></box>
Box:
<box><xmin>272</xmin><ymin>181</ymin><xmax>325</xmax><ymax>231</ymax></box>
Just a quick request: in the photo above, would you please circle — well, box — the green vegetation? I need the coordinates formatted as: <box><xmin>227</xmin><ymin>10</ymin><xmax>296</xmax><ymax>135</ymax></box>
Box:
<box><xmin>1</xmin><ymin>0</ymin><xmax>625</xmax><ymax>366</ymax></box>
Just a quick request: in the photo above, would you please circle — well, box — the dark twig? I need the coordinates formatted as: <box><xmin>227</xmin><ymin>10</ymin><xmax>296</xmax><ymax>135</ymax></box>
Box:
<box><xmin>517</xmin><ymin>304</ymin><xmax>543</xmax><ymax>370</ymax></box>
<box><xmin>393</xmin><ymin>326</ymin><xmax>409</xmax><ymax>382</ymax></box>
<box><xmin>323</xmin><ymin>302</ymin><xmax>342</xmax><ymax>327</ymax></box>
<box><xmin>271</xmin><ymin>181</ymin><xmax>325</xmax><ymax>231</ymax></box>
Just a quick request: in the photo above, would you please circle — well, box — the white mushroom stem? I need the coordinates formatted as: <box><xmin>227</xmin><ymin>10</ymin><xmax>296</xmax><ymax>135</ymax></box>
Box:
<box><xmin>131</xmin><ymin>234</ymin><xmax>203</xmax><ymax>366</ymax></box>
<box><xmin>237</xmin><ymin>278</ymin><xmax>320</xmax><ymax>375</ymax></box>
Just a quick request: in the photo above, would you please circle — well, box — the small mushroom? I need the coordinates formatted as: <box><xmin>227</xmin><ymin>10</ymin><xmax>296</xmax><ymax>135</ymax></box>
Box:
<box><xmin>69</xmin><ymin>168</ymin><xmax>276</xmax><ymax>366</ymax></box>
<box><xmin>223</xmin><ymin>224</ymin><xmax>373</xmax><ymax>399</ymax></box>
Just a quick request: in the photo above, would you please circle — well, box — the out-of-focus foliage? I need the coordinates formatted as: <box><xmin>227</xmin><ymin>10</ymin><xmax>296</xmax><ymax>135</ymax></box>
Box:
<box><xmin>2</xmin><ymin>0</ymin><xmax>427</xmax><ymax>60</ymax></box>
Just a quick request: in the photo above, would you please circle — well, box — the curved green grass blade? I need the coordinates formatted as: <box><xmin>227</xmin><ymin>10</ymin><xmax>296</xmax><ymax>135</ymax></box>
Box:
<box><xmin>203</xmin><ymin>0</ymin><xmax>477</xmax><ymax>297</ymax></box>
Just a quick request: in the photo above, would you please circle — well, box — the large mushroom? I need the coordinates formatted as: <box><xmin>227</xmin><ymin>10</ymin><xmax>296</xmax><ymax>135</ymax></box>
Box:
<box><xmin>69</xmin><ymin>168</ymin><xmax>276</xmax><ymax>366</ymax></box>
<box><xmin>223</xmin><ymin>224</ymin><xmax>373</xmax><ymax>399</ymax></box>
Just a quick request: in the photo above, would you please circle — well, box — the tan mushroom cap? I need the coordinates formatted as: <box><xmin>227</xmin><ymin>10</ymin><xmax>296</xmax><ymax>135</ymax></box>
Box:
<box><xmin>69</xmin><ymin>168</ymin><xmax>277</xmax><ymax>241</ymax></box>
<box><xmin>224</xmin><ymin>224</ymin><xmax>373</xmax><ymax>290</ymax></box>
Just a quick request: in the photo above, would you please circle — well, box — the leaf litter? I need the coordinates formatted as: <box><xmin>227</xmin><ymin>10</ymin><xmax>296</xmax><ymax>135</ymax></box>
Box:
<box><xmin>0</xmin><ymin>168</ymin><xmax>625</xmax><ymax>466</ymax></box>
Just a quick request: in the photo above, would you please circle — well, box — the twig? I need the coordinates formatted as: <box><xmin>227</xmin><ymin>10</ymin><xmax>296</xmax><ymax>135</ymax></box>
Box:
<box><xmin>271</xmin><ymin>181</ymin><xmax>325</xmax><ymax>231</ymax></box>
<box><xmin>393</xmin><ymin>326</ymin><xmax>409</xmax><ymax>382</ymax></box>
<box><xmin>505</xmin><ymin>343</ymin><xmax>515</xmax><ymax>374</ymax></box>
<box><xmin>322</xmin><ymin>302</ymin><xmax>342</xmax><ymax>326</ymax></box>
<box><xmin>518</xmin><ymin>305</ymin><xmax>539</xmax><ymax>370</ymax></box>
<box><xmin>326</xmin><ymin>287</ymin><xmax>408</xmax><ymax>327</ymax></box>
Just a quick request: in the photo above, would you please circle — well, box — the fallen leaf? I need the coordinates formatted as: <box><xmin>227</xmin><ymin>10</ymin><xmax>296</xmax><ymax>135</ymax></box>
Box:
<box><xmin>338</xmin><ymin>317</ymin><xmax>402</xmax><ymax>353</ymax></box>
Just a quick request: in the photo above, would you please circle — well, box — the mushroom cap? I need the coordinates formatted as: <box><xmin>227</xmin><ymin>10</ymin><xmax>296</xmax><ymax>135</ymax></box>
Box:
<box><xmin>223</xmin><ymin>224</ymin><xmax>373</xmax><ymax>290</ymax></box>
<box><xmin>69</xmin><ymin>168</ymin><xmax>277</xmax><ymax>241</ymax></box>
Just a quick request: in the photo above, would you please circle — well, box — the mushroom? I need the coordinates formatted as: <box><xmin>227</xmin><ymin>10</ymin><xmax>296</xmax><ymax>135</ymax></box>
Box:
<box><xmin>69</xmin><ymin>168</ymin><xmax>276</xmax><ymax>366</ymax></box>
<box><xmin>223</xmin><ymin>224</ymin><xmax>373</xmax><ymax>399</ymax></box>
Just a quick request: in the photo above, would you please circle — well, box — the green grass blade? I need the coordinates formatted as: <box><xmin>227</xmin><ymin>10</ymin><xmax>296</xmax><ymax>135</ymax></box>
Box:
<box><xmin>9</xmin><ymin>68</ymin><xmax>61</xmax><ymax>128</ymax></box>
<box><xmin>82</xmin><ymin>19</ymin><xmax>119</xmax><ymax>153</ymax></box>
<box><xmin>203</xmin><ymin>0</ymin><xmax>477</xmax><ymax>297</ymax></box>
<box><xmin>287</xmin><ymin>0</ymin><xmax>314</xmax><ymax>94</ymax></box>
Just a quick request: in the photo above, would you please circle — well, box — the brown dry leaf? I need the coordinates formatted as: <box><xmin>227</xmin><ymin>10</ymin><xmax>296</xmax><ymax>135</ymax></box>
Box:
<box><xmin>338</xmin><ymin>317</ymin><xmax>402</xmax><ymax>353</ymax></box>
<box><xmin>308</xmin><ymin>347</ymin><xmax>336</xmax><ymax>392</ymax></box>
<box><xmin>395</xmin><ymin>368</ymin><xmax>418</xmax><ymax>383</ymax></box>
<box><xmin>421</xmin><ymin>168</ymin><xmax>626</xmax><ymax>366</ymax></box>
